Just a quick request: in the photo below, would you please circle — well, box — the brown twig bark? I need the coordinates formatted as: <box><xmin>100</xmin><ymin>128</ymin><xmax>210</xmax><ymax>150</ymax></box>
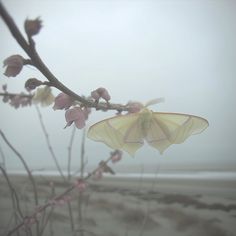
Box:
<box><xmin>0</xmin><ymin>2</ymin><xmax>130</xmax><ymax>113</ymax></box>
<box><xmin>0</xmin><ymin>92</ymin><xmax>33</xmax><ymax>99</ymax></box>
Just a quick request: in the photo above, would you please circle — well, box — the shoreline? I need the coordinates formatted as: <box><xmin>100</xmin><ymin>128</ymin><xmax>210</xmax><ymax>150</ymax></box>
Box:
<box><xmin>2</xmin><ymin>172</ymin><xmax>236</xmax><ymax>197</ymax></box>
<box><xmin>1</xmin><ymin>174</ymin><xmax>236</xmax><ymax>236</ymax></box>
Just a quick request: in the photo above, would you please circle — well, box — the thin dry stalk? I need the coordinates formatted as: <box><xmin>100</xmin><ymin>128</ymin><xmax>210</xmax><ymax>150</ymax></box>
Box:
<box><xmin>0</xmin><ymin>166</ymin><xmax>23</xmax><ymax>236</ymax></box>
<box><xmin>0</xmin><ymin>129</ymin><xmax>40</xmax><ymax>236</ymax></box>
<box><xmin>35</xmin><ymin>105</ymin><xmax>66</xmax><ymax>181</ymax></box>
<box><xmin>67</xmin><ymin>125</ymin><xmax>76</xmax><ymax>181</ymax></box>
<box><xmin>6</xmin><ymin>156</ymin><xmax>113</xmax><ymax>235</ymax></box>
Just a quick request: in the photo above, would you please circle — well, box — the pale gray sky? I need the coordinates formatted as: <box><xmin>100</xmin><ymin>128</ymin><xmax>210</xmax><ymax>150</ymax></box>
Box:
<box><xmin>1</xmin><ymin>0</ymin><xmax>236</xmax><ymax>173</ymax></box>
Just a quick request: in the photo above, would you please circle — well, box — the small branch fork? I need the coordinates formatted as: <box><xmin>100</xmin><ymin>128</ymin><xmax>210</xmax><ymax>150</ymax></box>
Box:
<box><xmin>0</xmin><ymin>2</ymin><xmax>123</xmax><ymax>235</ymax></box>
<box><xmin>5</xmin><ymin>156</ymin><xmax>113</xmax><ymax>236</ymax></box>
<box><xmin>0</xmin><ymin>2</ymin><xmax>129</xmax><ymax>113</ymax></box>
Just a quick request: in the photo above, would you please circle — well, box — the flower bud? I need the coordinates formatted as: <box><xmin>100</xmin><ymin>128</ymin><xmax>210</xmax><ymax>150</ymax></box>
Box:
<box><xmin>2</xmin><ymin>84</ymin><xmax>7</xmax><ymax>91</ymax></box>
<box><xmin>2</xmin><ymin>95</ymin><xmax>9</xmax><ymax>103</ymax></box>
<box><xmin>53</xmin><ymin>93</ymin><xmax>73</xmax><ymax>110</ymax></box>
<box><xmin>65</xmin><ymin>107</ymin><xmax>86</xmax><ymax>129</ymax></box>
<box><xmin>3</xmin><ymin>55</ymin><xmax>24</xmax><ymax>77</ymax></box>
<box><xmin>99</xmin><ymin>161</ymin><xmax>115</xmax><ymax>174</ymax></box>
<box><xmin>127</xmin><ymin>101</ymin><xmax>143</xmax><ymax>113</ymax></box>
<box><xmin>25</xmin><ymin>78</ymin><xmax>43</xmax><ymax>91</ymax></box>
<box><xmin>111</xmin><ymin>150</ymin><xmax>122</xmax><ymax>163</ymax></box>
<box><xmin>93</xmin><ymin>169</ymin><xmax>103</xmax><ymax>180</ymax></box>
<box><xmin>24</xmin><ymin>17</ymin><xmax>42</xmax><ymax>36</ymax></box>
<box><xmin>74</xmin><ymin>179</ymin><xmax>87</xmax><ymax>192</ymax></box>
<box><xmin>9</xmin><ymin>95</ymin><xmax>21</xmax><ymax>109</ymax></box>
<box><xmin>91</xmin><ymin>87</ymin><xmax>111</xmax><ymax>102</ymax></box>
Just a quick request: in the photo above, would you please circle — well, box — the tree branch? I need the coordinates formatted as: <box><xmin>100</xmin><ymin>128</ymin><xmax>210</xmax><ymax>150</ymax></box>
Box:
<box><xmin>0</xmin><ymin>2</ymin><xmax>130</xmax><ymax>112</ymax></box>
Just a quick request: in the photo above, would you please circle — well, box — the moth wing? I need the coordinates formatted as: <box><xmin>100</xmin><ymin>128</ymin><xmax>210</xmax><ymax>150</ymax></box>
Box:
<box><xmin>87</xmin><ymin>117</ymin><xmax>124</xmax><ymax>150</ymax></box>
<box><xmin>87</xmin><ymin>113</ymin><xmax>144</xmax><ymax>155</ymax></box>
<box><xmin>146</xmin><ymin>112</ymin><xmax>209</xmax><ymax>153</ymax></box>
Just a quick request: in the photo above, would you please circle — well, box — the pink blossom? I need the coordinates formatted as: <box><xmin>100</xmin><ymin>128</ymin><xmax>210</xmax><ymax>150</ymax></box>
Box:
<box><xmin>20</xmin><ymin>97</ymin><xmax>31</xmax><ymax>107</ymax></box>
<box><xmin>34</xmin><ymin>206</ymin><xmax>43</xmax><ymax>219</ymax></box>
<box><xmin>49</xmin><ymin>196</ymin><xmax>71</xmax><ymax>207</ymax></box>
<box><xmin>65</xmin><ymin>107</ymin><xmax>86</xmax><ymax>129</ymax></box>
<box><xmin>9</xmin><ymin>94</ymin><xmax>31</xmax><ymax>109</ymax></box>
<box><xmin>2</xmin><ymin>84</ymin><xmax>7</xmax><ymax>91</ymax></box>
<box><xmin>23</xmin><ymin>216</ymin><xmax>37</xmax><ymax>226</ymax></box>
<box><xmin>53</xmin><ymin>93</ymin><xmax>74</xmax><ymax>110</ymax></box>
<box><xmin>127</xmin><ymin>101</ymin><xmax>143</xmax><ymax>113</ymax></box>
<box><xmin>92</xmin><ymin>169</ymin><xmax>103</xmax><ymax>180</ymax></box>
<box><xmin>91</xmin><ymin>90</ymin><xmax>100</xmax><ymax>100</ymax></box>
<box><xmin>91</xmin><ymin>87</ymin><xmax>111</xmax><ymax>102</ymax></box>
<box><xmin>63</xmin><ymin>196</ymin><xmax>72</xmax><ymax>202</ymax></box>
<box><xmin>24</xmin><ymin>17</ymin><xmax>42</xmax><ymax>36</ymax></box>
<box><xmin>58</xmin><ymin>199</ymin><xmax>66</xmax><ymax>206</ymax></box>
<box><xmin>99</xmin><ymin>161</ymin><xmax>115</xmax><ymax>174</ymax></box>
<box><xmin>9</xmin><ymin>95</ymin><xmax>21</xmax><ymax>109</ymax></box>
<box><xmin>111</xmin><ymin>150</ymin><xmax>122</xmax><ymax>163</ymax></box>
<box><xmin>74</xmin><ymin>179</ymin><xmax>87</xmax><ymax>191</ymax></box>
<box><xmin>82</xmin><ymin>107</ymin><xmax>91</xmax><ymax>120</ymax></box>
<box><xmin>2</xmin><ymin>95</ymin><xmax>9</xmax><ymax>103</ymax></box>
<box><xmin>3</xmin><ymin>55</ymin><xmax>24</xmax><ymax>77</ymax></box>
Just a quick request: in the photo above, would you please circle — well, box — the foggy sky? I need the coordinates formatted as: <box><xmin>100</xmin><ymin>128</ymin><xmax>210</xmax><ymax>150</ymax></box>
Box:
<box><xmin>1</xmin><ymin>0</ymin><xmax>236</xmax><ymax>173</ymax></box>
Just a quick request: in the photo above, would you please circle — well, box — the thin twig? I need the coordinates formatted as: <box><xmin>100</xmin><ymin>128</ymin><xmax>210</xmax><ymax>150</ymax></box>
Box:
<box><xmin>0</xmin><ymin>130</ymin><xmax>38</xmax><ymax>205</ymax></box>
<box><xmin>0</xmin><ymin>166</ymin><xmax>23</xmax><ymax>236</ymax></box>
<box><xmin>35</xmin><ymin>105</ymin><xmax>66</xmax><ymax>181</ymax></box>
<box><xmin>6</xmin><ymin>155</ymin><xmax>113</xmax><ymax>235</ymax></box>
<box><xmin>0</xmin><ymin>92</ymin><xmax>33</xmax><ymax>99</ymax></box>
<box><xmin>0</xmin><ymin>129</ymin><xmax>40</xmax><ymax>236</ymax></box>
<box><xmin>80</xmin><ymin>128</ymin><xmax>86</xmax><ymax>179</ymax></box>
<box><xmin>35</xmin><ymin>106</ymin><xmax>77</xmax><ymax>233</ymax></box>
<box><xmin>0</xmin><ymin>143</ymin><xmax>6</xmax><ymax>169</ymax></box>
<box><xmin>138</xmin><ymin>162</ymin><xmax>162</xmax><ymax>236</ymax></box>
<box><xmin>67</xmin><ymin>201</ymin><xmax>75</xmax><ymax>233</ymax></box>
<box><xmin>39</xmin><ymin>181</ymin><xmax>55</xmax><ymax>236</ymax></box>
<box><xmin>77</xmin><ymin>128</ymin><xmax>86</xmax><ymax>236</ymax></box>
<box><xmin>67</xmin><ymin>125</ymin><xmax>76</xmax><ymax>181</ymax></box>
<box><xmin>0</xmin><ymin>2</ymin><xmax>130</xmax><ymax>112</ymax></box>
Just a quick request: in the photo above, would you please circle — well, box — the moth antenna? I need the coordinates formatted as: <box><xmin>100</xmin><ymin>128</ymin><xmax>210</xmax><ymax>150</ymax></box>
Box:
<box><xmin>145</xmin><ymin>98</ymin><xmax>165</xmax><ymax>107</ymax></box>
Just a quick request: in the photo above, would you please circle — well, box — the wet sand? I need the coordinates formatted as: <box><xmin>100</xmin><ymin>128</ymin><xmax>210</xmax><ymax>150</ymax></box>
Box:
<box><xmin>0</xmin><ymin>174</ymin><xmax>235</xmax><ymax>236</ymax></box>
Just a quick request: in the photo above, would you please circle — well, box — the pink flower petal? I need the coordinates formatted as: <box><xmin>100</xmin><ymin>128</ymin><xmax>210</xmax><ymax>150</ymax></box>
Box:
<box><xmin>74</xmin><ymin>118</ymin><xmax>86</xmax><ymax>129</ymax></box>
<box><xmin>91</xmin><ymin>90</ymin><xmax>100</xmax><ymax>100</ymax></box>
<box><xmin>3</xmin><ymin>55</ymin><xmax>24</xmax><ymax>77</ymax></box>
<box><xmin>92</xmin><ymin>169</ymin><xmax>103</xmax><ymax>180</ymax></box>
<box><xmin>82</xmin><ymin>107</ymin><xmax>91</xmax><ymax>120</ymax></box>
<box><xmin>100</xmin><ymin>90</ymin><xmax>111</xmax><ymax>102</ymax></box>
<box><xmin>111</xmin><ymin>150</ymin><xmax>122</xmax><ymax>163</ymax></box>
<box><xmin>65</xmin><ymin>107</ymin><xmax>86</xmax><ymax>129</ymax></box>
<box><xmin>9</xmin><ymin>95</ymin><xmax>21</xmax><ymax>109</ymax></box>
<box><xmin>127</xmin><ymin>101</ymin><xmax>143</xmax><ymax>113</ymax></box>
<box><xmin>91</xmin><ymin>87</ymin><xmax>111</xmax><ymax>102</ymax></box>
<box><xmin>53</xmin><ymin>93</ymin><xmax>73</xmax><ymax>110</ymax></box>
<box><xmin>75</xmin><ymin>179</ymin><xmax>87</xmax><ymax>191</ymax></box>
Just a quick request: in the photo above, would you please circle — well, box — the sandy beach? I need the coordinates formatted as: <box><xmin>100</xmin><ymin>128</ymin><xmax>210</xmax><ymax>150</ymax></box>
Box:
<box><xmin>0</xmin><ymin>173</ymin><xmax>235</xmax><ymax>236</ymax></box>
